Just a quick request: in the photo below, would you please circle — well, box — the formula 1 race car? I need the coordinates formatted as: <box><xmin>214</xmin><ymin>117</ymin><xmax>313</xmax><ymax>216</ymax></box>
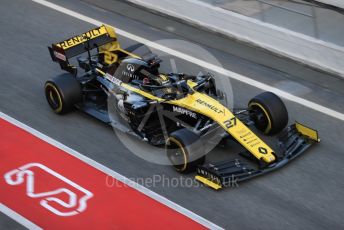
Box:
<box><xmin>45</xmin><ymin>25</ymin><xmax>320</xmax><ymax>190</ymax></box>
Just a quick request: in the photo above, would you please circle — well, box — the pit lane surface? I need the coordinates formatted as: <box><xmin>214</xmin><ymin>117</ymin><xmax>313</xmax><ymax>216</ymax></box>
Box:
<box><xmin>1</xmin><ymin>0</ymin><xmax>344</xmax><ymax>229</ymax></box>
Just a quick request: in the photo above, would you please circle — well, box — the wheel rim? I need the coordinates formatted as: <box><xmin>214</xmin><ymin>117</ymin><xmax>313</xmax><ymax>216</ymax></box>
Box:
<box><xmin>45</xmin><ymin>83</ymin><xmax>63</xmax><ymax>113</ymax></box>
<box><xmin>166</xmin><ymin>137</ymin><xmax>187</xmax><ymax>172</ymax></box>
<box><xmin>249</xmin><ymin>103</ymin><xmax>271</xmax><ymax>134</ymax></box>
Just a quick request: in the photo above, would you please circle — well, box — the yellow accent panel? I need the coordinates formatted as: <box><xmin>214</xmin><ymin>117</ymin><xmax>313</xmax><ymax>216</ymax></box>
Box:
<box><xmin>95</xmin><ymin>68</ymin><xmax>106</xmax><ymax>75</ymax></box>
<box><xmin>100</xmin><ymin>25</ymin><xmax>140</xmax><ymax>60</ymax></box>
<box><xmin>295</xmin><ymin>122</ymin><xmax>320</xmax><ymax>142</ymax></box>
<box><xmin>56</xmin><ymin>25</ymin><xmax>109</xmax><ymax>50</ymax></box>
<box><xmin>100</xmin><ymin>42</ymin><xmax>120</xmax><ymax>65</ymax></box>
<box><xmin>159</xmin><ymin>74</ymin><xmax>168</xmax><ymax>81</ymax></box>
<box><xmin>249</xmin><ymin>102</ymin><xmax>272</xmax><ymax>134</ymax></box>
<box><xmin>187</xmin><ymin>80</ymin><xmax>198</xmax><ymax>88</ymax></box>
<box><xmin>100</xmin><ymin>41</ymin><xmax>120</xmax><ymax>52</ymax></box>
<box><xmin>99</xmin><ymin>25</ymin><xmax>120</xmax><ymax>65</ymax></box>
<box><xmin>195</xmin><ymin>176</ymin><xmax>222</xmax><ymax>190</ymax></box>
<box><xmin>103</xmin><ymin>24</ymin><xmax>117</xmax><ymax>38</ymax></box>
<box><xmin>118</xmin><ymin>48</ymin><xmax>141</xmax><ymax>59</ymax></box>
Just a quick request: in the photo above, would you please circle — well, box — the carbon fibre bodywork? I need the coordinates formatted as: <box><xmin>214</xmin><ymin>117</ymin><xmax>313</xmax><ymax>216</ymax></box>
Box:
<box><xmin>47</xmin><ymin>24</ymin><xmax>320</xmax><ymax>190</ymax></box>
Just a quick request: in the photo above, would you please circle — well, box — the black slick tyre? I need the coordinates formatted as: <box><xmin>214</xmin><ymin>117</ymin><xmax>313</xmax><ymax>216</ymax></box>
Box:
<box><xmin>166</xmin><ymin>128</ymin><xmax>205</xmax><ymax>173</ymax></box>
<box><xmin>248</xmin><ymin>92</ymin><xmax>288</xmax><ymax>135</ymax></box>
<box><xmin>44</xmin><ymin>74</ymin><xmax>82</xmax><ymax>114</ymax></box>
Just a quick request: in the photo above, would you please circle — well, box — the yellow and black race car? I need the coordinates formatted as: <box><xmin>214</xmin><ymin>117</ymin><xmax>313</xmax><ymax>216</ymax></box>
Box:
<box><xmin>45</xmin><ymin>25</ymin><xmax>320</xmax><ymax>190</ymax></box>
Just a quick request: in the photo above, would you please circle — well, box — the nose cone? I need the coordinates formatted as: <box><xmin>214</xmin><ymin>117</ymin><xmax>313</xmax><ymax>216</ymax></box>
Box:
<box><xmin>261</xmin><ymin>153</ymin><xmax>276</xmax><ymax>163</ymax></box>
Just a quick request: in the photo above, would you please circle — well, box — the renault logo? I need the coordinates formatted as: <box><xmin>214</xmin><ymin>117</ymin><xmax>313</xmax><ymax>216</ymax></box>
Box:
<box><xmin>258</xmin><ymin>147</ymin><xmax>268</xmax><ymax>154</ymax></box>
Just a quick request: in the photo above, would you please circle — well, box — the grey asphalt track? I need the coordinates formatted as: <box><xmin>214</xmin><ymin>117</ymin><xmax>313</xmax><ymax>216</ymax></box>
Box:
<box><xmin>0</xmin><ymin>0</ymin><xmax>343</xmax><ymax>229</ymax></box>
<box><xmin>0</xmin><ymin>212</ymin><xmax>26</xmax><ymax>230</ymax></box>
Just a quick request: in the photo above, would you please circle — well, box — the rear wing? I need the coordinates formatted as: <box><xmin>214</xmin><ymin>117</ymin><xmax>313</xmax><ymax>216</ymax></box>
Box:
<box><xmin>48</xmin><ymin>24</ymin><xmax>118</xmax><ymax>75</ymax></box>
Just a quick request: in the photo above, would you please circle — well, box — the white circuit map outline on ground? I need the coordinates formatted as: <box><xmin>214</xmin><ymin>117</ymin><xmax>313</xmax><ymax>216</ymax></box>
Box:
<box><xmin>4</xmin><ymin>163</ymin><xmax>93</xmax><ymax>217</ymax></box>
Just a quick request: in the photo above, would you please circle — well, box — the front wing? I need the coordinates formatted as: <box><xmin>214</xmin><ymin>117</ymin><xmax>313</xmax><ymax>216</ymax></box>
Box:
<box><xmin>195</xmin><ymin>122</ymin><xmax>320</xmax><ymax>190</ymax></box>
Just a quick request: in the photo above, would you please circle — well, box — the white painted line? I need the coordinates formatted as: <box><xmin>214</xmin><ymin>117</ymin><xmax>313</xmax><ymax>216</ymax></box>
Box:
<box><xmin>133</xmin><ymin>0</ymin><xmax>344</xmax><ymax>52</ymax></box>
<box><xmin>314</xmin><ymin>0</ymin><xmax>344</xmax><ymax>9</ymax></box>
<box><xmin>0</xmin><ymin>203</ymin><xmax>42</xmax><ymax>230</ymax></box>
<box><xmin>0</xmin><ymin>112</ymin><xmax>223</xmax><ymax>230</ymax></box>
<box><xmin>128</xmin><ymin>0</ymin><xmax>344</xmax><ymax>77</ymax></box>
<box><xmin>31</xmin><ymin>0</ymin><xmax>344</xmax><ymax>122</ymax></box>
<box><xmin>185</xmin><ymin>0</ymin><xmax>344</xmax><ymax>51</ymax></box>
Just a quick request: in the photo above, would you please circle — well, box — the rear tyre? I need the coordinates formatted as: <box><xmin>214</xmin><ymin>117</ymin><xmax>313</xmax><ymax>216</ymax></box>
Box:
<box><xmin>166</xmin><ymin>128</ymin><xmax>205</xmax><ymax>173</ymax></box>
<box><xmin>248</xmin><ymin>92</ymin><xmax>288</xmax><ymax>135</ymax></box>
<box><xmin>44</xmin><ymin>74</ymin><xmax>82</xmax><ymax>114</ymax></box>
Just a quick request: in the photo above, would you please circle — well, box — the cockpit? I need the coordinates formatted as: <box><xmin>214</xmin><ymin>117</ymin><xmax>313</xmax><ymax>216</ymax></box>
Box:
<box><xmin>115</xmin><ymin>57</ymin><xmax>193</xmax><ymax>100</ymax></box>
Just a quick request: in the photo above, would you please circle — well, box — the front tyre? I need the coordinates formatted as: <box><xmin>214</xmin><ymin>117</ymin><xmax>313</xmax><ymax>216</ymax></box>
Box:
<box><xmin>166</xmin><ymin>128</ymin><xmax>205</xmax><ymax>173</ymax></box>
<box><xmin>248</xmin><ymin>92</ymin><xmax>288</xmax><ymax>135</ymax></box>
<box><xmin>44</xmin><ymin>74</ymin><xmax>82</xmax><ymax>114</ymax></box>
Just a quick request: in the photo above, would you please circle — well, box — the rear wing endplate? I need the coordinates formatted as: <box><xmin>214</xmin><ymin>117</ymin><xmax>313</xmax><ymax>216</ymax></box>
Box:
<box><xmin>48</xmin><ymin>24</ymin><xmax>117</xmax><ymax>75</ymax></box>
